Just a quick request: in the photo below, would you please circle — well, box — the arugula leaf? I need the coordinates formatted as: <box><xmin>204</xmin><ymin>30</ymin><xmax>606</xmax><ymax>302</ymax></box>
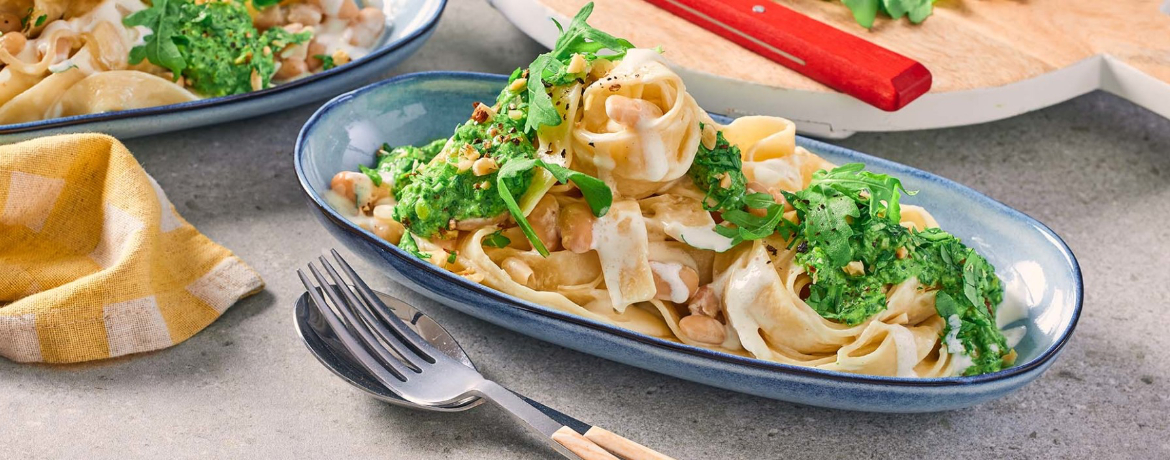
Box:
<box><xmin>720</xmin><ymin>206</ymin><xmax>786</xmax><ymax>245</ymax></box>
<box><xmin>123</xmin><ymin>0</ymin><xmax>187</xmax><ymax>78</ymax></box>
<box><xmin>496</xmin><ymin>159</ymin><xmax>549</xmax><ymax>256</ymax></box>
<box><xmin>933</xmin><ymin>291</ymin><xmax>962</xmax><ymax>318</ymax></box>
<box><xmin>252</xmin><ymin>0</ymin><xmax>282</xmax><ymax>7</ymax></box>
<box><xmin>842</xmin><ymin>0</ymin><xmax>879</xmax><ymax>28</ymax></box>
<box><xmin>803</xmin><ymin>193</ymin><xmax>860</xmax><ymax>267</ymax></box>
<box><xmin>909</xmin><ymin>228</ymin><xmax>1008</xmax><ymax>374</ymax></box>
<box><xmin>497</xmin><ymin>158</ymin><xmax>612</xmax><ymax>257</ymax></box>
<box><xmin>537</xmin><ymin>162</ymin><xmax>613</xmax><ymax>216</ymax></box>
<box><xmin>524</xmin><ymin>55</ymin><xmax>564</xmax><ymax>134</ymax></box>
<box><xmin>963</xmin><ymin>251</ymin><xmax>999</xmax><ymax>312</ymax></box>
<box><xmin>837</xmin><ymin>0</ymin><xmax>935</xmax><ymax>28</ymax></box>
<box><xmin>906</xmin><ymin>0</ymin><xmax>934</xmax><ymax>23</ymax></box>
<box><xmin>806</xmin><ymin>162</ymin><xmax>916</xmax><ymax>223</ymax></box>
<box><xmin>789</xmin><ymin>165</ymin><xmax>912</xmax><ymax>266</ymax></box>
<box><xmin>787</xmin><ymin>164</ymin><xmax>918</xmax><ymax>322</ymax></box>
<box><xmin>523</xmin><ymin>3</ymin><xmax>634</xmax><ymax>133</ymax></box>
<box><xmin>482</xmin><ymin>230</ymin><xmax>512</xmax><ymax>248</ymax></box>
<box><xmin>742</xmin><ymin>192</ymin><xmax>775</xmax><ymax>210</ymax></box>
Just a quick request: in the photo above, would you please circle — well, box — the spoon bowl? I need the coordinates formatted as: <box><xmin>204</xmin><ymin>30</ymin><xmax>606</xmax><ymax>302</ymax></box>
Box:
<box><xmin>293</xmin><ymin>286</ymin><xmax>483</xmax><ymax>411</ymax></box>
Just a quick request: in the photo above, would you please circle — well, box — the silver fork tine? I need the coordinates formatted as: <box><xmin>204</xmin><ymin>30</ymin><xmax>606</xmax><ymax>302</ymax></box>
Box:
<box><xmin>317</xmin><ymin>256</ymin><xmax>431</xmax><ymax>370</ymax></box>
<box><xmin>307</xmin><ymin>263</ymin><xmax>418</xmax><ymax>378</ymax></box>
<box><xmin>296</xmin><ymin>269</ymin><xmax>407</xmax><ymax>385</ymax></box>
<box><xmin>329</xmin><ymin>249</ymin><xmax>438</xmax><ymax>363</ymax></box>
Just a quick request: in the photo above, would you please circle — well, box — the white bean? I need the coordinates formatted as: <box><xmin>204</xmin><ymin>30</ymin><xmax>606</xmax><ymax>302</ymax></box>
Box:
<box><xmin>347</xmin><ymin>7</ymin><xmax>386</xmax><ymax>48</ymax></box>
<box><xmin>679</xmin><ymin>315</ymin><xmax>726</xmax><ymax>345</ymax></box>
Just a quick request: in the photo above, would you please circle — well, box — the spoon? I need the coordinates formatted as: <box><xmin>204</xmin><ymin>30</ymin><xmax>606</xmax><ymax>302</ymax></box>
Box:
<box><xmin>295</xmin><ymin>286</ymin><xmax>480</xmax><ymax>411</ymax></box>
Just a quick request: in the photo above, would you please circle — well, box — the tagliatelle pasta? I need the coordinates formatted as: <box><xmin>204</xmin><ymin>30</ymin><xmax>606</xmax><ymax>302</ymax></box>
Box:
<box><xmin>51</xmin><ymin>70</ymin><xmax>199</xmax><ymax>117</ymax></box>
<box><xmin>0</xmin><ymin>0</ymin><xmax>388</xmax><ymax>124</ymax></box>
<box><xmin>572</xmin><ymin>48</ymin><xmax>704</xmax><ymax>198</ymax></box>
<box><xmin>328</xmin><ymin>4</ymin><xmax>1021</xmax><ymax>378</ymax></box>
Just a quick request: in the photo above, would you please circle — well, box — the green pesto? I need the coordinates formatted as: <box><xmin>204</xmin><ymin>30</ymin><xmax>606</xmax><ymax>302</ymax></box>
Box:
<box><xmin>911</xmin><ymin>229</ymin><xmax>1008</xmax><ymax>375</ymax></box>
<box><xmin>688</xmin><ymin>126</ymin><xmax>748</xmax><ymax>212</ymax></box>
<box><xmin>784</xmin><ymin>164</ymin><xmax>1011</xmax><ymax>374</ymax></box>
<box><xmin>391</xmin><ymin>83</ymin><xmax>536</xmax><ymax>238</ymax></box>
<box><xmin>689</xmin><ymin>126</ymin><xmax>790</xmax><ymax>247</ymax></box>
<box><xmin>175</xmin><ymin>2</ymin><xmax>310</xmax><ymax>97</ymax></box>
<box><xmin>125</xmin><ymin>0</ymin><xmax>311</xmax><ymax>98</ymax></box>
<box><xmin>794</xmin><ymin>215</ymin><xmax>918</xmax><ymax>326</ymax></box>
<box><xmin>373</xmin><ymin>138</ymin><xmax>447</xmax><ymax>194</ymax></box>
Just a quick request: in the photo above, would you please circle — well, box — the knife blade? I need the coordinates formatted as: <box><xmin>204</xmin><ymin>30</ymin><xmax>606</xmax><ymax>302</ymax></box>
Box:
<box><xmin>516</xmin><ymin>392</ymin><xmax>676</xmax><ymax>460</ymax></box>
<box><xmin>516</xmin><ymin>392</ymin><xmax>593</xmax><ymax>435</ymax></box>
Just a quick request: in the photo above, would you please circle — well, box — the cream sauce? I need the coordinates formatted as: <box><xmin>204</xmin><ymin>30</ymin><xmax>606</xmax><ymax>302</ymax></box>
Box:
<box><xmin>1001</xmin><ymin>325</ymin><xmax>1027</xmax><ymax>349</ymax></box>
<box><xmin>590</xmin><ymin>201</ymin><xmax>656</xmax><ymax>311</ymax></box>
<box><xmin>943</xmin><ymin>314</ymin><xmax>974</xmax><ymax>375</ymax></box>
<box><xmin>744</xmin><ymin>158</ymin><xmax>804</xmax><ymax>192</ymax></box>
<box><xmin>996</xmin><ymin>289</ymin><xmax>1030</xmax><ymax>329</ymax></box>
<box><xmin>663</xmin><ymin>222</ymin><xmax>735</xmax><ymax>252</ymax></box>
<box><xmin>604</xmin><ymin>95</ymin><xmax>669</xmax><ymax>181</ymax></box>
<box><xmin>325</xmin><ymin>189</ymin><xmax>394</xmax><ymax>236</ymax></box>
<box><xmin>649</xmin><ymin>261</ymin><xmax>688</xmax><ymax>303</ymax></box>
<box><xmin>721</xmin><ymin>246</ymin><xmax>778</xmax><ymax>360</ymax></box>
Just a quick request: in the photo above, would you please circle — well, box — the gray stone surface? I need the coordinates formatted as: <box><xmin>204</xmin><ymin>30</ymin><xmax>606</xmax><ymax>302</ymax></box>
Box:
<box><xmin>3</xmin><ymin>1</ymin><xmax>1169</xmax><ymax>459</ymax></box>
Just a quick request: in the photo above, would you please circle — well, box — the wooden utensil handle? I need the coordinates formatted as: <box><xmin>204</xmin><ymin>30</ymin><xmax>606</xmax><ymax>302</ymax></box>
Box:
<box><xmin>644</xmin><ymin>0</ymin><xmax>932</xmax><ymax>111</ymax></box>
<box><xmin>584</xmin><ymin>427</ymin><xmax>675</xmax><ymax>460</ymax></box>
<box><xmin>552</xmin><ymin>426</ymin><xmax>675</xmax><ymax>460</ymax></box>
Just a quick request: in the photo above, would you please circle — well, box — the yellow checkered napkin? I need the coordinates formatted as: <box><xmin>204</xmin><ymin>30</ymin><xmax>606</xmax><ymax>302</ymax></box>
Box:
<box><xmin>0</xmin><ymin>134</ymin><xmax>263</xmax><ymax>363</ymax></box>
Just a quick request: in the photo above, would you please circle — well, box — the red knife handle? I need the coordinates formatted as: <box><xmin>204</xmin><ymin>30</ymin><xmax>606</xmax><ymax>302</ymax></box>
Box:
<box><xmin>644</xmin><ymin>0</ymin><xmax>932</xmax><ymax>111</ymax></box>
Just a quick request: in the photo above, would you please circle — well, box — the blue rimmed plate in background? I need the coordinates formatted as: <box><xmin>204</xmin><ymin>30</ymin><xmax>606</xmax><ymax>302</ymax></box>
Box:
<box><xmin>0</xmin><ymin>0</ymin><xmax>446</xmax><ymax>144</ymax></box>
<box><xmin>294</xmin><ymin>71</ymin><xmax>1083</xmax><ymax>413</ymax></box>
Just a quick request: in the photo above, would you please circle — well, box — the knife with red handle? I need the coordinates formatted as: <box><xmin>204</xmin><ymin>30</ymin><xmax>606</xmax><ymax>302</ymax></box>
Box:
<box><xmin>643</xmin><ymin>0</ymin><xmax>932</xmax><ymax>111</ymax></box>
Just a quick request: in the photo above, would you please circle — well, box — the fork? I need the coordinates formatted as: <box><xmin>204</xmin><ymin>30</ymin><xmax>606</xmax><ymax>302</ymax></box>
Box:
<box><xmin>297</xmin><ymin>250</ymin><xmax>672</xmax><ymax>460</ymax></box>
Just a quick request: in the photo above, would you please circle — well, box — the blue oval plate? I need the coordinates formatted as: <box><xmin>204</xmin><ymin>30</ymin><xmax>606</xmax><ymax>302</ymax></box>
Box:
<box><xmin>0</xmin><ymin>0</ymin><xmax>445</xmax><ymax>144</ymax></box>
<box><xmin>295</xmin><ymin>72</ymin><xmax>1083</xmax><ymax>413</ymax></box>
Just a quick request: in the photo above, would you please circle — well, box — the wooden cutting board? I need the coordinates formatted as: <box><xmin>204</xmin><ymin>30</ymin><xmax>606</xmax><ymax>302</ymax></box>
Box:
<box><xmin>490</xmin><ymin>0</ymin><xmax>1170</xmax><ymax>137</ymax></box>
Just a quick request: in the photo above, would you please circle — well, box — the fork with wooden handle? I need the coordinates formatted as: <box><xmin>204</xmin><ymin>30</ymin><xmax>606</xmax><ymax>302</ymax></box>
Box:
<box><xmin>297</xmin><ymin>250</ymin><xmax>674</xmax><ymax>459</ymax></box>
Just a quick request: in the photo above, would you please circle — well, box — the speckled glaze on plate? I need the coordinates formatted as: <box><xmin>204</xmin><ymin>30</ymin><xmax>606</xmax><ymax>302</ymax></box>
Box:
<box><xmin>0</xmin><ymin>0</ymin><xmax>445</xmax><ymax>144</ymax></box>
<box><xmin>294</xmin><ymin>72</ymin><xmax>1083</xmax><ymax>413</ymax></box>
